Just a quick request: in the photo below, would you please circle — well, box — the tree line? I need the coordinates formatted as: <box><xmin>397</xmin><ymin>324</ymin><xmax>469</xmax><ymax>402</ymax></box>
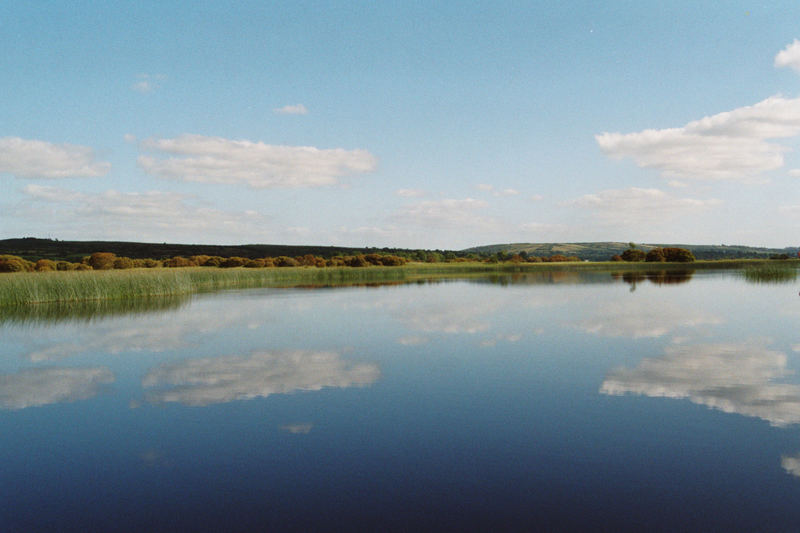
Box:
<box><xmin>611</xmin><ymin>246</ymin><xmax>696</xmax><ymax>263</ymax></box>
<box><xmin>0</xmin><ymin>250</ymin><xmax>587</xmax><ymax>273</ymax></box>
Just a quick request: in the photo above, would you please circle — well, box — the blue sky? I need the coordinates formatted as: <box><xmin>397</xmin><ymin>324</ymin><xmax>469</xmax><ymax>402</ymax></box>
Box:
<box><xmin>2</xmin><ymin>1</ymin><xmax>800</xmax><ymax>249</ymax></box>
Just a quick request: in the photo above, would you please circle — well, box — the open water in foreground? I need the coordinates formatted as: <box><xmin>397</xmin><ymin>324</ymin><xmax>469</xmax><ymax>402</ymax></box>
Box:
<box><xmin>2</xmin><ymin>269</ymin><xmax>800</xmax><ymax>531</ymax></box>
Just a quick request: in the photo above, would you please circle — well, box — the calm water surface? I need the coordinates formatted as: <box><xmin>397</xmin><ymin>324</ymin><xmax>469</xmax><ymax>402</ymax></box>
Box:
<box><xmin>2</xmin><ymin>270</ymin><xmax>800</xmax><ymax>531</ymax></box>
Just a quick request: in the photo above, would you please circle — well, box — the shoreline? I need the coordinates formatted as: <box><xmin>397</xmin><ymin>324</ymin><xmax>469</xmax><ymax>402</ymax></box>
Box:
<box><xmin>1</xmin><ymin>260</ymin><xmax>797</xmax><ymax>307</ymax></box>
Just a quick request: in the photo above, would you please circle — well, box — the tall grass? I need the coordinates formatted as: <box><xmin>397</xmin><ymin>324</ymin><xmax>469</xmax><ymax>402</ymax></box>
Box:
<box><xmin>0</xmin><ymin>267</ymin><xmax>421</xmax><ymax>307</ymax></box>
<box><xmin>1</xmin><ymin>260</ymin><xmax>796</xmax><ymax>307</ymax></box>
<box><xmin>741</xmin><ymin>264</ymin><xmax>798</xmax><ymax>283</ymax></box>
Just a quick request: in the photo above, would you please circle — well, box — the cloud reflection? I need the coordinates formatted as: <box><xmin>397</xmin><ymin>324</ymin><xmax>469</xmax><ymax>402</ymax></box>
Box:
<box><xmin>281</xmin><ymin>423</ymin><xmax>313</xmax><ymax>434</ymax></box>
<box><xmin>0</xmin><ymin>367</ymin><xmax>114</xmax><ymax>409</ymax></box>
<box><xmin>143</xmin><ymin>350</ymin><xmax>380</xmax><ymax>406</ymax></box>
<box><xmin>601</xmin><ymin>341</ymin><xmax>800</xmax><ymax>427</ymax></box>
<box><xmin>24</xmin><ymin>307</ymin><xmax>248</xmax><ymax>362</ymax></box>
<box><xmin>580</xmin><ymin>301</ymin><xmax>721</xmax><ymax>338</ymax></box>
<box><xmin>781</xmin><ymin>454</ymin><xmax>800</xmax><ymax>478</ymax></box>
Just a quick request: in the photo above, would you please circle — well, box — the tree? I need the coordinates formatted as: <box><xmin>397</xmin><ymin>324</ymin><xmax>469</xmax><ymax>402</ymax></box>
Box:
<box><xmin>645</xmin><ymin>248</ymin><xmax>666</xmax><ymax>262</ymax></box>
<box><xmin>662</xmin><ymin>247</ymin><xmax>695</xmax><ymax>262</ymax></box>
<box><xmin>620</xmin><ymin>249</ymin><xmax>646</xmax><ymax>262</ymax></box>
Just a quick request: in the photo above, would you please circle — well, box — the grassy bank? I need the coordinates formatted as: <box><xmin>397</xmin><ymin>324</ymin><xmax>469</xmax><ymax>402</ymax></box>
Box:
<box><xmin>1</xmin><ymin>260</ymin><xmax>797</xmax><ymax>307</ymax></box>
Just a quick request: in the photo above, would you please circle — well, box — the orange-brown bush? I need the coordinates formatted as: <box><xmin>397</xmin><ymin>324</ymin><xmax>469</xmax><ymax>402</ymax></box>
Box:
<box><xmin>87</xmin><ymin>252</ymin><xmax>117</xmax><ymax>270</ymax></box>
<box><xmin>273</xmin><ymin>256</ymin><xmax>299</xmax><ymax>267</ymax></box>
<box><xmin>244</xmin><ymin>258</ymin><xmax>266</xmax><ymax>268</ymax></box>
<box><xmin>164</xmin><ymin>256</ymin><xmax>195</xmax><ymax>268</ymax></box>
<box><xmin>113</xmin><ymin>257</ymin><xmax>135</xmax><ymax>269</ymax></box>
<box><xmin>35</xmin><ymin>259</ymin><xmax>57</xmax><ymax>272</ymax></box>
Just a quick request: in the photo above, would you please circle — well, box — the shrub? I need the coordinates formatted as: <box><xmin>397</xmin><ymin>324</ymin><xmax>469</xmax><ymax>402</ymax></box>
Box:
<box><xmin>621</xmin><ymin>249</ymin><xmax>646</xmax><ymax>262</ymax></box>
<box><xmin>35</xmin><ymin>259</ymin><xmax>57</xmax><ymax>272</ymax></box>
<box><xmin>164</xmin><ymin>256</ymin><xmax>194</xmax><ymax>268</ymax></box>
<box><xmin>221</xmin><ymin>256</ymin><xmax>247</xmax><ymax>268</ymax></box>
<box><xmin>378</xmin><ymin>255</ymin><xmax>406</xmax><ymax>266</ymax></box>
<box><xmin>56</xmin><ymin>261</ymin><xmax>76</xmax><ymax>271</ymax></box>
<box><xmin>610</xmin><ymin>255</ymin><xmax>623</xmax><ymax>262</ymax></box>
<box><xmin>113</xmin><ymin>257</ymin><xmax>135</xmax><ymax>269</ymax></box>
<box><xmin>364</xmin><ymin>254</ymin><xmax>383</xmax><ymax>266</ymax></box>
<box><xmin>662</xmin><ymin>247</ymin><xmax>695</xmax><ymax>263</ymax></box>
<box><xmin>273</xmin><ymin>256</ymin><xmax>299</xmax><ymax>267</ymax></box>
<box><xmin>244</xmin><ymin>258</ymin><xmax>266</xmax><ymax>268</ymax></box>
<box><xmin>74</xmin><ymin>263</ymin><xmax>92</xmax><ymax>270</ymax></box>
<box><xmin>0</xmin><ymin>255</ymin><xmax>34</xmax><ymax>272</ymax></box>
<box><xmin>345</xmin><ymin>255</ymin><xmax>368</xmax><ymax>267</ymax></box>
<box><xmin>299</xmin><ymin>254</ymin><xmax>318</xmax><ymax>266</ymax></box>
<box><xmin>645</xmin><ymin>248</ymin><xmax>666</xmax><ymax>262</ymax></box>
<box><xmin>88</xmin><ymin>252</ymin><xmax>117</xmax><ymax>270</ymax></box>
<box><xmin>202</xmin><ymin>256</ymin><xmax>223</xmax><ymax>267</ymax></box>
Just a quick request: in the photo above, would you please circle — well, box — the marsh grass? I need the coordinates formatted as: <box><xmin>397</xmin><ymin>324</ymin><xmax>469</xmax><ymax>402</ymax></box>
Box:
<box><xmin>1</xmin><ymin>260</ymin><xmax>797</xmax><ymax>308</ymax></box>
<box><xmin>741</xmin><ymin>264</ymin><xmax>798</xmax><ymax>283</ymax></box>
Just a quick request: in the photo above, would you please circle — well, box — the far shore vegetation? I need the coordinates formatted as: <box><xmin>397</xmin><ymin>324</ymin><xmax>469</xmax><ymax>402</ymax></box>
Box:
<box><xmin>0</xmin><ymin>243</ymin><xmax>797</xmax><ymax>307</ymax></box>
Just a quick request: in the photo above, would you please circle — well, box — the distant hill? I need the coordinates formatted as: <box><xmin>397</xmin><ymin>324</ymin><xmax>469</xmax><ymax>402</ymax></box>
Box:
<box><xmin>0</xmin><ymin>238</ymin><xmax>423</xmax><ymax>262</ymax></box>
<box><xmin>464</xmin><ymin>242</ymin><xmax>800</xmax><ymax>261</ymax></box>
<box><xmin>3</xmin><ymin>238</ymin><xmax>797</xmax><ymax>263</ymax></box>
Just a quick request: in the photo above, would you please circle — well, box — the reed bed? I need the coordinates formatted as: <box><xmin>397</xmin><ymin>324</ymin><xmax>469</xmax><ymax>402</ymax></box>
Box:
<box><xmin>1</xmin><ymin>260</ymin><xmax>796</xmax><ymax>307</ymax></box>
<box><xmin>740</xmin><ymin>264</ymin><xmax>798</xmax><ymax>283</ymax></box>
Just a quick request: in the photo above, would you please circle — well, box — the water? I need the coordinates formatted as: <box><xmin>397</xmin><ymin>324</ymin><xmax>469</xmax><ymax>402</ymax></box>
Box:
<box><xmin>2</xmin><ymin>270</ymin><xmax>799</xmax><ymax>531</ymax></box>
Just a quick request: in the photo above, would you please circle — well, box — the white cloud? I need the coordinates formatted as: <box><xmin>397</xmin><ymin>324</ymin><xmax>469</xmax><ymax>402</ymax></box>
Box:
<box><xmin>20</xmin><ymin>184</ymin><xmax>275</xmax><ymax>243</ymax></box>
<box><xmin>395</xmin><ymin>188</ymin><xmax>426</xmax><ymax>198</ymax></box>
<box><xmin>775</xmin><ymin>40</ymin><xmax>800</xmax><ymax>73</ymax></box>
<box><xmin>520</xmin><ymin>222</ymin><xmax>566</xmax><ymax>232</ymax></box>
<box><xmin>789</xmin><ymin>169</ymin><xmax>800</xmax><ymax>177</ymax></box>
<box><xmin>476</xmin><ymin>184</ymin><xmax>520</xmax><ymax>197</ymax></box>
<box><xmin>397</xmin><ymin>335</ymin><xmax>429</xmax><ymax>346</ymax></box>
<box><xmin>392</xmin><ymin>197</ymin><xmax>495</xmax><ymax>230</ymax></box>
<box><xmin>529</xmin><ymin>194</ymin><xmax>543</xmax><ymax>201</ymax></box>
<box><xmin>0</xmin><ymin>137</ymin><xmax>110</xmax><ymax>179</ymax></box>
<box><xmin>273</xmin><ymin>104</ymin><xmax>308</xmax><ymax>115</ymax></box>
<box><xmin>143</xmin><ymin>350</ymin><xmax>380</xmax><ymax>406</ymax></box>
<box><xmin>568</xmin><ymin>187</ymin><xmax>719</xmax><ymax>224</ymax></box>
<box><xmin>596</xmin><ymin>95</ymin><xmax>800</xmax><ymax>180</ymax></box>
<box><xmin>138</xmin><ymin>134</ymin><xmax>377</xmax><ymax>189</ymax></box>
<box><xmin>480</xmin><ymin>333</ymin><xmax>522</xmax><ymax>348</ymax></box>
<box><xmin>0</xmin><ymin>367</ymin><xmax>114</xmax><ymax>409</ymax></box>
<box><xmin>131</xmin><ymin>73</ymin><xmax>165</xmax><ymax>93</ymax></box>
<box><xmin>601</xmin><ymin>341</ymin><xmax>800</xmax><ymax>427</ymax></box>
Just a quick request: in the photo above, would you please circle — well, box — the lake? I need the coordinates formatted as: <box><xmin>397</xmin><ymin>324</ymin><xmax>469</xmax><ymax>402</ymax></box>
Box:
<box><xmin>2</xmin><ymin>269</ymin><xmax>800</xmax><ymax>531</ymax></box>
